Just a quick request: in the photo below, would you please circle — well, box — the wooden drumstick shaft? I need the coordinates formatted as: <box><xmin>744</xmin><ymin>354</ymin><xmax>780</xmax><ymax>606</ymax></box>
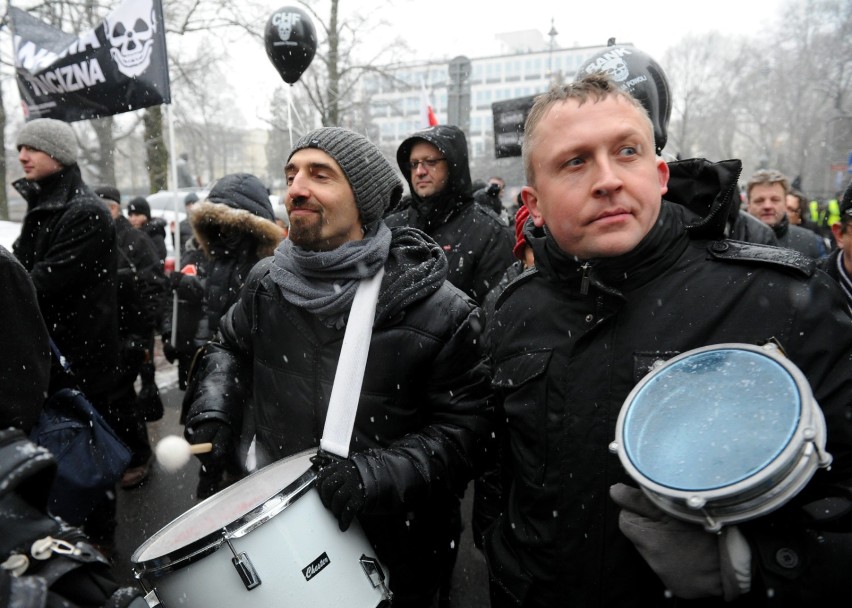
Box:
<box><xmin>189</xmin><ymin>442</ymin><xmax>213</xmax><ymax>455</ymax></box>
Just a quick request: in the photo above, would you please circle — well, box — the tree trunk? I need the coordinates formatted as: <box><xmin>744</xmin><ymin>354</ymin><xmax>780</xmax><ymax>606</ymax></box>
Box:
<box><xmin>144</xmin><ymin>105</ymin><xmax>169</xmax><ymax>193</ymax></box>
<box><xmin>91</xmin><ymin>116</ymin><xmax>115</xmax><ymax>186</ymax></box>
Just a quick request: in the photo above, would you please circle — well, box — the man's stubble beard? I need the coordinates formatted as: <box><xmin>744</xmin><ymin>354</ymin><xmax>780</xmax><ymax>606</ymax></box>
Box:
<box><xmin>288</xmin><ymin>214</ymin><xmax>324</xmax><ymax>250</ymax></box>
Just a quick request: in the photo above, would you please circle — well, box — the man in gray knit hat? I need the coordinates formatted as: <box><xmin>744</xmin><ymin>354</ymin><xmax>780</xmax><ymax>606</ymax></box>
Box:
<box><xmin>183</xmin><ymin>126</ymin><xmax>493</xmax><ymax>607</ymax></box>
<box><xmin>12</xmin><ymin>118</ymin><xmax>122</xmax><ymax>551</ymax></box>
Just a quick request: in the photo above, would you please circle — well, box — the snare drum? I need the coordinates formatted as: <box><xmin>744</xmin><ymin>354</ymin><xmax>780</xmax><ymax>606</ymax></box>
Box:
<box><xmin>132</xmin><ymin>449</ymin><xmax>391</xmax><ymax>607</ymax></box>
<box><xmin>610</xmin><ymin>343</ymin><xmax>832</xmax><ymax>532</ymax></box>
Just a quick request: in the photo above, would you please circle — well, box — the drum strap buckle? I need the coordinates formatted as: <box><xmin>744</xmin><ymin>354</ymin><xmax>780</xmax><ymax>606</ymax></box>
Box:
<box><xmin>359</xmin><ymin>554</ymin><xmax>393</xmax><ymax>602</ymax></box>
<box><xmin>223</xmin><ymin>536</ymin><xmax>261</xmax><ymax>591</ymax></box>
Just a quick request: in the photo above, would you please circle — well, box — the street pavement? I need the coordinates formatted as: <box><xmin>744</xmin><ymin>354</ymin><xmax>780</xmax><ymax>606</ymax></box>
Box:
<box><xmin>111</xmin><ymin>353</ymin><xmax>490</xmax><ymax>607</ymax></box>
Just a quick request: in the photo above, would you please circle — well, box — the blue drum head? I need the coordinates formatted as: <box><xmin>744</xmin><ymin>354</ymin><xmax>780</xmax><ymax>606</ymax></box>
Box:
<box><xmin>623</xmin><ymin>348</ymin><xmax>801</xmax><ymax>492</ymax></box>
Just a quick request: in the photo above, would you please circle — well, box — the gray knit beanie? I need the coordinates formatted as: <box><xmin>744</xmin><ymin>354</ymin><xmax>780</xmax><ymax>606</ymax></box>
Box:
<box><xmin>16</xmin><ymin>118</ymin><xmax>77</xmax><ymax>166</ymax></box>
<box><xmin>288</xmin><ymin>127</ymin><xmax>402</xmax><ymax>226</ymax></box>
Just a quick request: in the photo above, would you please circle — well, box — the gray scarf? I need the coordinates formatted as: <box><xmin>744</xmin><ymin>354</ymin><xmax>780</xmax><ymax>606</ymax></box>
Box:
<box><xmin>270</xmin><ymin>222</ymin><xmax>392</xmax><ymax>328</ymax></box>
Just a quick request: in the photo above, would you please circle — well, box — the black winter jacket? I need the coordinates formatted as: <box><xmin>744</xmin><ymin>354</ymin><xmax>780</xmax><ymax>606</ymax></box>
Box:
<box><xmin>140</xmin><ymin>216</ymin><xmax>168</xmax><ymax>266</ymax></box>
<box><xmin>0</xmin><ymin>246</ymin><xmax>50</xmax><ymax>432</ymax></box>
<box><xmin>114</xmin><ymin>215</ymin><xmax>167</xmax><ymax>340</ymax></box>
<box><xmin>13</xmin><ymin>166</ymin><xmax>119</xmax><ymax>401</ymax></box>
<box><xmin>386</xmin><ymin>124</ymin><xmax>514</xmax><ymax>304</ymax></box>
<box><xmin>772</xmin><ymin>214</ymin><xmax>826</xmax><ymax>259</ymax></box>
<box><xmin>818</xmin><ymin>247</ymin><xmax>852</xmax><ymax>313</ymax></box>
<box><xmin>487</xmin><ymin>158</ymin><xmax>852</xmax><ymax>607</ymax></box>
<box><xmin>184</xmin><ymin>227</ymin><xmax>493</xmax><ymax>601</ymax></box>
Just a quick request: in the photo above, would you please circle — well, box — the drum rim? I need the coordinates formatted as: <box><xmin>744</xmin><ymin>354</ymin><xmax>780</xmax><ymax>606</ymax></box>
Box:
<box><xmin>613</xmin><ymin>343</ymin><xmax>824</xmax><ymax>518</ymax></box>
<box><xmin>132</xmin><ymin>449</ymin><xmax>318</xmax><ymax>578</ymax></box>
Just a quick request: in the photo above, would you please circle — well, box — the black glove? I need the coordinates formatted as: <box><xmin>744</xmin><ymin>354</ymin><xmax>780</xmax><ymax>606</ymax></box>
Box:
<box><xmin>315</xmin><ymin>458</ymin><xmax>367</xmax><ymax>532</ymax></box>
<box><xmin>169</xmin><ymin>271</ymin><xmax>184</xmax><ymax>290</ymax></box>
<box><xmin>185</xmin><ymin>421</ymin><xmax>233</xmax><ymax>498</ymax></box>
<box><xmin>610</xmin><ymin>483</ymin><xmax>751</xmax><ymax>600</ymax></box>
<box><xmin>162</xmin><ymin>339</ymin><xmax>178</xmax><ymax>364</ymax></box>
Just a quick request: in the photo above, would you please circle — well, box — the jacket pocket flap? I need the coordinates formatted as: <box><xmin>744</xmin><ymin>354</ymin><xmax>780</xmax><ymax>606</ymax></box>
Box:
<box><xmin>493</xmin><ymin>350</ymin><xmax>552</xmax><ymax>388</ymax></box>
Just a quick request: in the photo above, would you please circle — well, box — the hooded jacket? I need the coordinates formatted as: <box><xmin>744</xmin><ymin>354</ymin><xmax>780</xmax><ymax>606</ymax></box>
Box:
<box><xmin>183</xmin><ymin>226</ymin><xmax>493</xmax><ymax>602</ymax></box>
<box><xmin>487</xmin><ymin>158</ymin><xmax>852</xmax><ymax>606</ymax></box>
<box><xmin>12</xmin><ymin>165</ymin><xmax>119</xmax><ymax>401</ymax></box>
<box><xmin>163</xmin><ymin>173</ymin><xmax>282</xmax><ymax>349</ymax></box>
<box><xmin>386</xmin><ymin>125</ymin><xmax>514</xmax><ymax>303</ymax></box>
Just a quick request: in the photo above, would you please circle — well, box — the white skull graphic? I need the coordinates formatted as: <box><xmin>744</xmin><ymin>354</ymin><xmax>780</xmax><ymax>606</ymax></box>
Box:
<box><xmin>105</xmin><ymin>0</ymin><xmax>157</xmax><ymax>78</ymax></box>
<box><xmin>599</xmin><ymin>57</ymin><xmax>630</xmax><ymax>83</ymax></box>
<box><xmin>273</xmin><ymin>11</ymin><xmax>301</xmax><ymax>42</ymax></box>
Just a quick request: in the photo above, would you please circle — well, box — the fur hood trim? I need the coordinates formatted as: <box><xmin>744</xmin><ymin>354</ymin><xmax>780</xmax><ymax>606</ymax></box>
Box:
<box><xmin>191</xmin><ymin>200</ymin><xmax>282</xmax><ymax>258</ymax></box>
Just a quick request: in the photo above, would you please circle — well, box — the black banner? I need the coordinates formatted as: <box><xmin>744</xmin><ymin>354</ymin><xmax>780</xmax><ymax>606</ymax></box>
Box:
<box><xmin>491</xmin><ymin>94</ymin><xmax>537</xmax><ymax>158</ymax></box>
<box><xmin>10</xmin><ymin>0</ymin><xmax>171</xmax><ymax>123</ymax></box>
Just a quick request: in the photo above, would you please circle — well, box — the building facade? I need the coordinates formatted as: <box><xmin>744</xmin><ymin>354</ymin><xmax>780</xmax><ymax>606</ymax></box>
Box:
<box><xmin>361</xmin><ymin>42</ymin><xmax>612</xmax><ymax>163</ymax></box>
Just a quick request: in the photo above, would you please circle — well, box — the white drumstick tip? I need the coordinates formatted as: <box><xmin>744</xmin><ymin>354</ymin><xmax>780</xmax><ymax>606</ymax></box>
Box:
<box><xmin>155</xmin><ymin>435</ymin><xmax>212</xmax><ymax>472</ymax></box>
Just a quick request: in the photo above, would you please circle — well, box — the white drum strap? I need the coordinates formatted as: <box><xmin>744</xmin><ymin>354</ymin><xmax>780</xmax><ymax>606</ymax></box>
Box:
<box><xmin>320</xmin><ymin>266</ymin><xmax>385</xmax><ymax>459</ymax></box>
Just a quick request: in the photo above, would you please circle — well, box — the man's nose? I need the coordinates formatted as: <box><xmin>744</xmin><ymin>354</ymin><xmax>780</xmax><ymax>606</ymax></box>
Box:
<box><xmin>287</xmin><ymin>173</ymin><xmax>310</xmax><ymax>199</ymax></box>
<box><xmin>591</xmin><ymin>156</ymin><xmax>623</xmax><ymax>197</ymax></box>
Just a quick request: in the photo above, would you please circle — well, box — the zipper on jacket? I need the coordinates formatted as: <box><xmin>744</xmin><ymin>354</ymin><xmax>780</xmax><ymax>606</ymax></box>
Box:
<box><xmin>580</xmin><ymin>262</ymin><xmax>591</xmax><ymax>295</ymax></box>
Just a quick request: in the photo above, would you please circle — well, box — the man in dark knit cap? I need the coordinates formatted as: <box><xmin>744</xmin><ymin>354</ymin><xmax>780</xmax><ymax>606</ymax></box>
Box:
<box><xmin>12</xmin><ymin>117</ymin><xmax>120</xmax><ymax>550</ymax></box>
<box><xmin>183</xmin><ymin>127</ymin><xmax>493</xmax><ymax>607</ymax></box>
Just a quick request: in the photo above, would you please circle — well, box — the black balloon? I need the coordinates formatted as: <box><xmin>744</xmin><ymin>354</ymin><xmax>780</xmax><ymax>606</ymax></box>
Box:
<box><xmin>264</xmin><ymin>6</ymin><xmax>317</xmax><ymax>85</ymax></box>
<box><xmin>576</xmin><ymin>45</ymin><xmax>672</xmax><ymax>154</ymax></box>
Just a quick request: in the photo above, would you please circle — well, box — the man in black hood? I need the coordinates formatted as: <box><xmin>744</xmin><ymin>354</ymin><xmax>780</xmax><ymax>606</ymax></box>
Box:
<box><xmin>386</xmin><ymin>125</ymin><xmax>514</xmax><ymax>304</ymax></box>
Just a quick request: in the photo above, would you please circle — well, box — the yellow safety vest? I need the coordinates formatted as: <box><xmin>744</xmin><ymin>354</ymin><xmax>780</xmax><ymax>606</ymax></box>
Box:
<box><xmin>827</xmin><ymin>198</ymin><xmax>840</xmax><ymax>226</ymax></box>
<box><xmin>809</xmin><ymin>200</ymin><xmax>821</xmax><ymax>224</ymax></box>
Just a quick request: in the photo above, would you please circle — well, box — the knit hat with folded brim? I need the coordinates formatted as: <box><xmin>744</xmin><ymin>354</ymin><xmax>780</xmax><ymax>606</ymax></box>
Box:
<box><xmin>288</xmin><ymin>127</ymin><xmax>402</xmax><ymax>227</ymax></box>
<box><xmin>16</xmin><ymin>118</ymin><xmax>78</xmax><ymax>166</ymax></box>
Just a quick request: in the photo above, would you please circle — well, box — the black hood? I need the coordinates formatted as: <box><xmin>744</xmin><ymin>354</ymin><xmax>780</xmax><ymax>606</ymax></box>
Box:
<box><xmin>396</xmin><ymin>125</ymin><xmax>473</xmax><ymax>204</ymax></box>
<box><xmin>664</xmin><ymin>158</ymin><xmax>742</xmax><ymax>240</ymax></box>
<box><xmin>206</xmin><ymin>172</ymin><xmax>274</xmax><ymax>221</ymax></box>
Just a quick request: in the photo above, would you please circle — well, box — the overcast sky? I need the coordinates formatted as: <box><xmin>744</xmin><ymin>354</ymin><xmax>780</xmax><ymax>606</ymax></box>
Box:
<box><xmin>208</xmin><ymin>0</ymin><xmax>789</xmax><ymax>127</ymax></box>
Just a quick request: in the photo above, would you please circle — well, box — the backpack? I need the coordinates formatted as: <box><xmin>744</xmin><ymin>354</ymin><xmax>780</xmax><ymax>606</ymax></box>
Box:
<box><xmin>29</xmin><ymin>387</ymin><xmax>132</xmax><ymax>526</ymax></box>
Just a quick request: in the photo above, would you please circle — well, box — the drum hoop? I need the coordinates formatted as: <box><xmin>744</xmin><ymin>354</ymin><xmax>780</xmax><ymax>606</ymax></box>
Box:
<box><xmin>615</xmin><ymin>343</ymin><xmax>820</xmax><ymax>503</ymax></box>
<box><xmin>133</xmin><ymin>450</ymin><xmax>318</xmax><ymax>579</ymax></box>
<box><xmin>644</xmin><ymin>439</ymin><xmax>825</xmax><ymax>530</ymax></box>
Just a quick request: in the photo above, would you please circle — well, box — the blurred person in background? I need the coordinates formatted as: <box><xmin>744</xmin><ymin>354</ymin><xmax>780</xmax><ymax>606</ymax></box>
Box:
<box><xmin>12</xmin><ymin>117</ymin><xmax>120</xmax><ymax>552</ymax></box>
<box><xmin>95</xmin><ymin>185</ymin><xmax>168</xmax><ymax>487</ymax></box>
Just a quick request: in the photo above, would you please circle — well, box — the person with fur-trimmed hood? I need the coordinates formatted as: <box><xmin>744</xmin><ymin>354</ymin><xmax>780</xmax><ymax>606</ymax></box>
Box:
<box><xmin>164</xmin><ymin>173</ymin><xmax>281</xmax><ymax>378</ymax></box>
<box><xmin>166</xmin><ymin>173</ymin><xmax>281</xmax><ymax>492</ymax></box>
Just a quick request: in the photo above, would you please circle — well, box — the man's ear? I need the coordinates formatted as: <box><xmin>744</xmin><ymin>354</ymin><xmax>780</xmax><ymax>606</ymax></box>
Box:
<box><xmin>657</xmin><ymin>157</ymin><xmax>670</xmax><ymax>197</ymax></box>
<box><xmin>831</xmin><ymin>222</ymin><xmax>845</xmax><ymax>247</ymax></box>
<box><xmin>521</xmin><ymin>186</ymin><xmax>545</xmax><ymax>228</ymax></box>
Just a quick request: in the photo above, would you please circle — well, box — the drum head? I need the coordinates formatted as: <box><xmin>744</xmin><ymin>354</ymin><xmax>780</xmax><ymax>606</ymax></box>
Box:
<box><xmin>621</xmin><ymin>347</ymin><xmax>801</xmax><ymax>492</ymax></box>
<box><xmin>133</xmin><ymin>449</ymin><xmax>316</xmax><ymax>564</ymax></box>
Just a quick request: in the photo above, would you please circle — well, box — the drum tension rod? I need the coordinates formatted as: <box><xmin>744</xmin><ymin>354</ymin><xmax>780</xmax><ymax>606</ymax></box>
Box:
<box><xmin>223</xmin><ymin>535</ymin><xmax>262</xmax><ymax>591</ymax></box>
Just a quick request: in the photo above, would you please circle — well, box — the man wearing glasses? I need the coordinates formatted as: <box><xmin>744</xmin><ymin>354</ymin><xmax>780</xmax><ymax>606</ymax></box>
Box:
<box><xmin>387</xmin><ymin>125</ymin><xmax>514</xmax><ymax>304</ymax></box>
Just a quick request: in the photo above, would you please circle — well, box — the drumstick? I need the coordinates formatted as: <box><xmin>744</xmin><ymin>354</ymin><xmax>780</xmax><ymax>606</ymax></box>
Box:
<box><xmin>155</xmin><ymin>435</ymin><xmax>212</xmax><ymax>472</ymax></box>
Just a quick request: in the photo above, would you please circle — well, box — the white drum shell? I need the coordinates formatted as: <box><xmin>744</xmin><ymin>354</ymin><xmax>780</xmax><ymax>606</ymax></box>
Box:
<box><xmin>132</xmin><ymin>451</ymin><xmax>389</xmax><ymax>607</ymax></box>
<box><xmin>611</xmin><ymin>343</ymin><xmax>832</xmax><ymax>532</ymax></box>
